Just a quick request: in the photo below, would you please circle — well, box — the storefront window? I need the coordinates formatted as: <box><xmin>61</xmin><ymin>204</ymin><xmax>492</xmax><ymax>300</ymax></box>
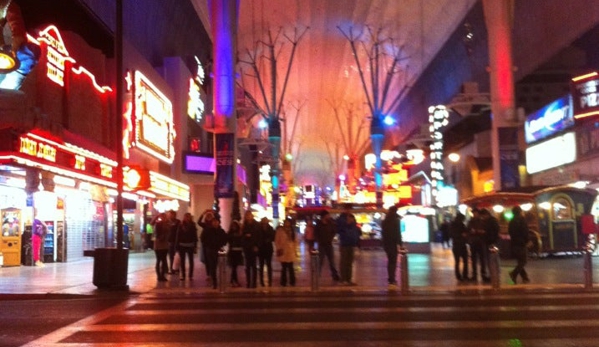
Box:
<box><xmin>552</xmin><ymin>197</ymin><xmax>573</xmax><ymax>220</ymax></box>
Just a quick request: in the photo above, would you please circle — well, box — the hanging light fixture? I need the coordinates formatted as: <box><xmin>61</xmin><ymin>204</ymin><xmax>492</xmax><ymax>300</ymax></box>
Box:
<box><xmin>0</xmin><ymin>45</ymin><xmax>19</xmax><ymax>73</ymax></box>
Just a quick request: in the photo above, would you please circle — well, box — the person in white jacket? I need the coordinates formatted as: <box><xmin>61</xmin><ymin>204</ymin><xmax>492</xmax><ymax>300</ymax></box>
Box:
<box><xmin>275</xmin><ymin>218</ymin><xmax>298</xmax><ymax>286</ymax></box>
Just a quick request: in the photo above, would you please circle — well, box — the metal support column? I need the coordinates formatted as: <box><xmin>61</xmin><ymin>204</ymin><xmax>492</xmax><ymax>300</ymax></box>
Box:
<box><xmin>488</xmin><ymin>245</ymin><xmax>501</xmax><ymax>290</ymax></box>
<box><xmin>584</xmin><ymin>247</ymin><xmax>593</xmax><ymax>291</ymax></box>
<box><xmin>310</xmin><ymin>250</ymin><xmax>320</xmax><ymax>292</ymax></box>
<box><xmin>218</xmin><ymin>250</ymin><xmax>227</xmax><ymax>293</ymax></box>
<box><xmin>398</xmin><ymin>248</ymin><xmax>409</xmax><ymax>294</ymax></box>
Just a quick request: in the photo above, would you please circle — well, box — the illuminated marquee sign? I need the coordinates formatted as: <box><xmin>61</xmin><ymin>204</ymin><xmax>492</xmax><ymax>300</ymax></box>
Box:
<box><xmin>428</xmin><ymin>105</ymin><xmax>449</xmax><ymax>206</ymax></box>
<box><xmin>148</xmin><ymin>171</ymin><xmax>189</xmax><ymax>202</ymax></box>
<box><xmin>1</xmin><ymin>132</ymin><xmax>117</xmax><ymax>188</ymax></box>
<box><xmin>132</xmin><ymin>71</ymin><xmax>175</xmax><ymax>163</ymax></box>
<box><xmin>524</xmin><ymin>95</ymin><xmax>573</xmax><ymax>144</ymax></box>
<box><xmin>19</xmin><ymin>137</ymin><xmax>57</xmax><ymax>162</ymax></box>
<box><xmin>187</xmin><ymin>56</ymin><xmax>206</xmax><ymax>122</ymax></box>
<box><xmin>571</xmin><ymin>72</ymin><xmax>599</xmax><ymax>119</ymax></box>
<box><xmin>34</xmin><ymin>25</ymin><xmax>111</xmax><ymax>93</ymax></box>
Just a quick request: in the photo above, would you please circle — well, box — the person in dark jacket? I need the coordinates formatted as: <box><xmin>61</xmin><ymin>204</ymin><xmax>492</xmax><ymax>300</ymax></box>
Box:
<box><xmin>197</xmin><ymin>209</ymin><xmax>216</xmax><ymax>281</ymax></box>
<box><xmin>241</xmin><ymin>211</ymin><xmax>261</xmax><ymax>288</ymax></box>
<box><xmin>227</xmin><ymin>220</ymin><xmax>244</xmax><ymax>287</ymax></box>
<box><xmin>480</xmin><ymin>208</ymin><xmax>500</xmax><ymax>283</ymax></box>
<box><xmin>153</xmin><ymin>213</ymin><xmax>169</xmax><ymax>282</ymax></box>
<box><xmin>200</xmin><ymin>217</ymin><xmax>227</xmax><ymax>289</ymax></box>
<box><xmin>258</xmin><ymin>217</ymin><xmax>275</xmax><ymax>287</ymax></box>
<box><xmin>166</xmin><ymin>210</ymin><xmax>181</xmax><ymax>274</ymax></box>
<box><xmin>449</xmin><ymin>212</ymin><xmax>469</xmax><ymax>282</ymax></box>
<box><xmin>508</xmin><ymin>205</ymin><xmax>530</xmax><ymax>284</ymax></box>
<box><xmin>381</xmin><ymin>205</ymin><xmax>403</xmax><ymax>285</ymax></box>
<box><xmin>315</xmin><ymin>210</ymin><xmax>340</xmax><ymax>282</ymax></box>
<box><xmin>466</xmin><ymin>208</ymin><xmax>486</xmax><ymax>282</ymax></box>
<box><xmin>337</xmin><ymin>209</ymin><xmax>361</xmax><ymax>285</ymax></box>
<box><xmin>175</xmin><ymin>213</ymin><xmax>198</xmax><ymax>281</ymax></box>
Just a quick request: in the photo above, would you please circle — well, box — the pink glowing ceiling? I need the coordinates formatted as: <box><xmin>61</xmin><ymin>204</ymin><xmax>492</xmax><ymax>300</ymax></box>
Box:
<box><xmin>192</xmin><ymin>0</ymin><xmax>476</xmax><ymax>187</ymax></box>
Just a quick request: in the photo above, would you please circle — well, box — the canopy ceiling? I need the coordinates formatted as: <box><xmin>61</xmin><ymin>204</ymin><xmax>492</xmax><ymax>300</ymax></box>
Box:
<box><xmin>192</xmin><ymin>0</ymin><xmax>477</xmax><ymax>187</ymax></box>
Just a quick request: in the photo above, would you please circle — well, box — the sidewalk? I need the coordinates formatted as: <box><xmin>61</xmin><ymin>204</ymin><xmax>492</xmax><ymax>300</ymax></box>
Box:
<box><xmin>0</xmin><ymin>243</ymin><xmax>593</xmax><ymax>297</ymax></box>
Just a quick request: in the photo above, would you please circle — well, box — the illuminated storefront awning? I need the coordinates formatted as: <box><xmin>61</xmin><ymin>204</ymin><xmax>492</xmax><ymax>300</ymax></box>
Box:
<box><xmin>0</xmin><ymin>129</ymin><xmax>117</xmax><ymax>188</ymax></box>
<box><xmin>147</xmin><ymin>171</ymin><xmax>190</xmax><ymax>202</ymax></box>
<box><xmin>123</xmin><ymin>167</ymin><xmax>190</xmax><ymax>202</ymax></box>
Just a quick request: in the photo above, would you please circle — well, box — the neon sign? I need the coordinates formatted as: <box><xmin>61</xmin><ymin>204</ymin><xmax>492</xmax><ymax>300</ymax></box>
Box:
<box><xmin>10</xmin><ymin>133</ymin><xmax>117</xmax><ymax>187</ymax></box>
<box><xmin>572</xmin><ymin>72</ymin><xmax>599</xmax><ymax>119</ymax></box>
<box><xmin>524</xmin><ymin>95</ymin><xmax>573</xmax><ymax>144</ymax></box>
<box><xmin>428</xmin><ymin>105</ymin><xmax>449</xmax><ymax>206</ymax></box>
<box><xmin>35</xmin><ymin>25</ymin><xmax>111</xmax><ymax>94</ymax></box>
<box><xmin>187</xmin><ymin>56</ymin><xmax>206</xmax><ymax>122</ymax></box>
<box><xmin>132</xmin><ymin>71</ymin><xmax>175</xmax><ymax>163</ymax></box>
<box><xmin>19</xmin><ymin>137</ymin><xmax>57</xmax><ymax>162</ymax></box>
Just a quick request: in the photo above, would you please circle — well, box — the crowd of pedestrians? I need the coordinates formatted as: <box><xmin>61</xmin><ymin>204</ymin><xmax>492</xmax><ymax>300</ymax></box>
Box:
<box><xmin>448</xmin><ymin>206</ymin><xmax>525</xmax><ymax>285</ymax></box>
<box><xmin>147</xmin><ymin>203</ymin><xmax>529</xmax><ymax>289</ymax></box>
<box><xmin>146</xmin><ymin>205</ymin><xmax>408</xmax><ymax>289</ymax></box>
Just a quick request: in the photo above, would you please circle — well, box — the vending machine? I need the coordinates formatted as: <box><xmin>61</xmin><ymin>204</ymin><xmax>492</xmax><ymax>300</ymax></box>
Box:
<box><xmin>43</xmin><ymin>220</ymin><xmax>55</xmax><ymax>263</ymax></box>
<box><xmin>1</xmin><ymin>208</ymin><xmax>22</xmax><ymax>266</ymax></box>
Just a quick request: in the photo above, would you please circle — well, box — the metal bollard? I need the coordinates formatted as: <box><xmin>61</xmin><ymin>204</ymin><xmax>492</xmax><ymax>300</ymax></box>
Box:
<box><xmin>218</xmin><ymin>250</ymin><xmax>227</xmax><ymax>293</ymax></box>
<box><xmin>584</xmin><ymin>247</ymin><xmax>593</xmax><ymax>291</ymax></box>
<box><xmin>488</xmin><ymin>245</ymin><xmax>500</xmax><ymax>290</ymax></box>
<box><xmin>398</xmin><ymin>247</ymin><xmax>409</xmax><ymax>294</ymax></box>
<box><xmin>310</xmin><ymin>250</ymin><xmax>320</xmax><ymax>292</ymax></box>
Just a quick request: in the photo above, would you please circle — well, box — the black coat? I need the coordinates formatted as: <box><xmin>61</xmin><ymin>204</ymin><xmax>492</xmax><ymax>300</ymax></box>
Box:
<box><xmin>200</xmin><ymin>225</ymin><xmax>227</xmax><ymax>251</ymax></box>
<box><xmin>241</xmin><ymin>220</ymin><xmax>262</xmax><ymax>251</ymax></box>
<box><xmin>509</xmin><ymin>215</ymin><xmax>529</xmax><ymax>248</ymax></box>
<box><xmin>382</xmin><ymin>213</ymin><xmax>402</xmax><ymax>251</ymax></box>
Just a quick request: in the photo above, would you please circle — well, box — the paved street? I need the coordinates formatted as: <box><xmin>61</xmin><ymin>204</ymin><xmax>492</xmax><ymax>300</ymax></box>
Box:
<box><xmin>4</xmin><ymin>244</ymin><xmax>599</xmax><ymax>346</ymax></box>
<box><xmin>21</xmin><ymin>289</ymin><xmax>599</xmax><ymax>346</ymax></box>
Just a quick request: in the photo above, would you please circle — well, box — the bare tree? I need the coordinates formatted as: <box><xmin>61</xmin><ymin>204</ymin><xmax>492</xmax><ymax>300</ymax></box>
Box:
<box><xmin>237</xmin><ymin>26</ymin><xmax>309</xmax><ymax>220</ymax></box>
<box><xmin>338</xmin><ymin>24</ymin><xmax>412</xmax><ymax>206</ymax></box>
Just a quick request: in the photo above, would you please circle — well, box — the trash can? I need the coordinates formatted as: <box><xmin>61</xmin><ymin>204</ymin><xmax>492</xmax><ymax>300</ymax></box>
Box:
<box><xmin>91</xmin><ymin>248</ymin><xmax>129</xmax><ymax>290</ymax></box>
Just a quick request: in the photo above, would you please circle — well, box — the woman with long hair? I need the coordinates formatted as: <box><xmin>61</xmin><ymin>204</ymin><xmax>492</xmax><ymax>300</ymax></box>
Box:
<box><xmin>176</xmin><ymin>213</ymin><xmax>198</xmax><ymax>281</ymax></box>
<box><xmin>275</xmin><ymin>218</ymin><xmax>298</xmax><ymax>287</ymax></box>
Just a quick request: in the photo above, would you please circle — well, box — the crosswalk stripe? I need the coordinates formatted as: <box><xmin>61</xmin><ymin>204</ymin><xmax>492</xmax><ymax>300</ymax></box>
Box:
<box><xmin>23</xmin><ymin>291</ymin><xmax>599</xmax><ymax>346</ymax></box>
<box><xmin>76</xmin><ymin>319</ymin><xmax>599</xmax><ymax>331</ymax></box>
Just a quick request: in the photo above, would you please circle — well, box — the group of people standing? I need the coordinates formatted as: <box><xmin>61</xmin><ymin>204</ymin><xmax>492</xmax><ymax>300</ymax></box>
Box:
<box><xmin>152</xmin><ymin>210</ymin><xmax>198</xmax><ymax>282</ymax></box>
<box><xmin>449</xmin><ymin>206</ymin><xmax>530</xmax><ymax>284</ymax></box>
<box><xmin>149</xmin><ymin>205</ymin><xmax>407</xmax><ymax>289</ymax></box>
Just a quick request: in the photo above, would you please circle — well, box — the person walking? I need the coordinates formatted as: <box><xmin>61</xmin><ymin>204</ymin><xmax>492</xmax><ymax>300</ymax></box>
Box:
<box><xmin>275</xmin><ymin>218</ymin><xmax>298</xmax><ymax>287</ymax></box>
<box><xmin>440</xmin><ymin>217</ymin><xmax>451</xmax><ymax>249</ymax></box>
<box><xmin>258</xmin><ymin>217</ymin><xmax>275</xmax><ymax>287</ymax></box>
<box><xmin>481</xmin><ymin>208</ymin><xmax>500</xmax><ymax>283</ymax></box>
<box><xmin>509</xmin><ymin>205</ymin><xmax>530</xmax><ymax>284</ymax></box>
<box><xmin>466</xmin><ymin>208</ymin><xmax>486</xmax><ymax>282</ymax></box>
<box><xmin>449</xmin><ymin>212</ymin><xmax>469</xmax><ymax>282</ymax></box>
<box><xmin>166</xmin><ymin>210</ymin><xmax>181</xmax><ymax>275</ymax></box>
<box><xmin>200</xmin><ymin>217</ymin><xmax>227</xmax><ymax>289</ymax></box>
<box><xmin>382</xmin><ymin>205</ymin><xmax>403</xmax><ymax>285</ymax></box>
<box><xmin>153</xmin><ymin>213</ymin><xmax>169</xmax><ymax>282</ymax></box>
<box><xmin>314</xmin><ymin>210</ymin><xmax>340</xmax><ymax>282</ymax></box>
<box><xmin>227</xmin><ymin>220</ymin><xmax>244</xmax><ymax>287</ymax></box>
<box><xmin>337</xmin><ymin>209</ymin><xmax>361</xmax><ymax>285</ymax></box>
<box><xmin>175</xmin><ymin>213</ymin><xmax>198</xmax><ymax>281</ymax></box>
<box><xmin>241</xmin><ymin>211</ymin><xmax>261</xmax><ymax>288</ymax></box>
